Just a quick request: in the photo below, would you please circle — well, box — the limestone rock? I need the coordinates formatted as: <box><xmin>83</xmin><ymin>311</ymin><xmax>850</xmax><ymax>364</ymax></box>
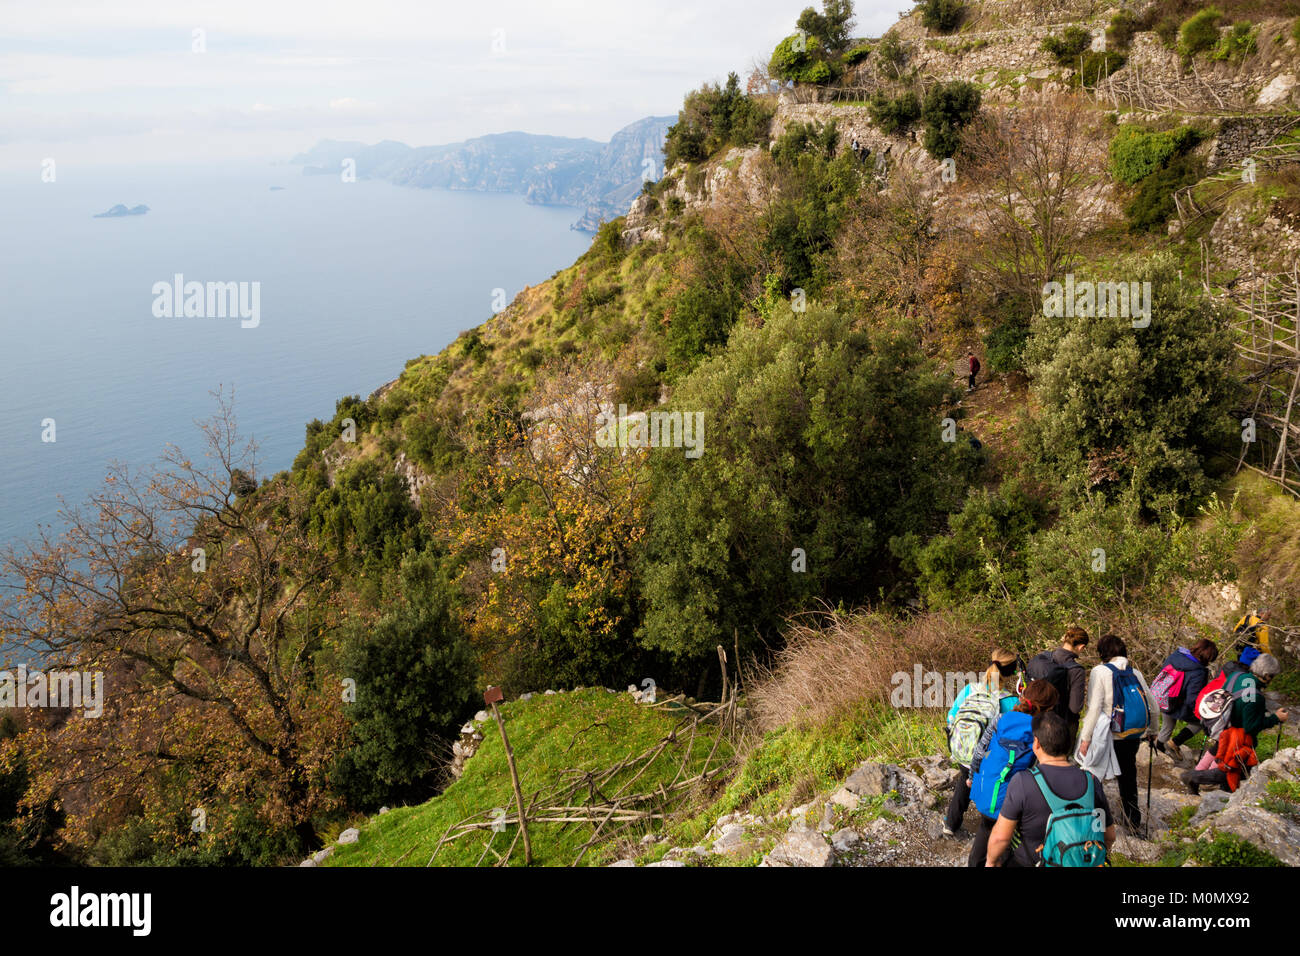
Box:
<box><xmin>762</xmin><ymin>822</ymin><xmax>834</xmax><ymax>867</ymax></box>
<box><xmin>1257</xmin><ymin>74</ymin><xmax>1297</xmax><ymax>107</ymax></box>
<box><xmin>711</xmin><ymin>823</ymin><xmax>753</xmax><ymax>856</ymax></box>
<box><xmin>337</xmin><ymin>828</ymin><xmax>360</xmax><ymax>845</ymax></box>
<box><xmin>831</xmin><ymin>828</ymin><xmax>860</xmax><ymax>853</ymax></box>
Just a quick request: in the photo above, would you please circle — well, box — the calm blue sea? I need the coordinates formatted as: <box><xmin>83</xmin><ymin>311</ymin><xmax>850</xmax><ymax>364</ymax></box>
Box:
<box><xmin>0</xmin><ymin>163</ymin><xmax>592</xmax><ymax>551</ymax></box>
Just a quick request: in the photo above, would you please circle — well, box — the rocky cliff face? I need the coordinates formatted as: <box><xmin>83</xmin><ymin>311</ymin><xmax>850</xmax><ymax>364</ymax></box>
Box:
<box><xmin>292</xmin><ymin>116</ymin><xmax>673</xmax><ymax>231</ymax></box>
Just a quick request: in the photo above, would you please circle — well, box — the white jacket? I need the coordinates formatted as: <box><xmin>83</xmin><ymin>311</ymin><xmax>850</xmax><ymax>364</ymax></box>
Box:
<box><xmin>1079</xmin><ymin>656</ymin><xmax>1159</xmax><ymax>743</ymax></box>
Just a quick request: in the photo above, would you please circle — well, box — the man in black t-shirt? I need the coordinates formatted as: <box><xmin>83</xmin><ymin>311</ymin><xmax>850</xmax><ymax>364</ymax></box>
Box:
<box><xmin>985</xmin><ymin>712</ymin><xmax>1115</xmax><ymax>867</ymax></box>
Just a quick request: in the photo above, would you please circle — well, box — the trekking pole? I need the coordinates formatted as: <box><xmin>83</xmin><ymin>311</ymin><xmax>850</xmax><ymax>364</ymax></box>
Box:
<box><xmin>1144</xmin><ymin>738</ymin><xmax>1154</xmax><ymax>842</ymax></box>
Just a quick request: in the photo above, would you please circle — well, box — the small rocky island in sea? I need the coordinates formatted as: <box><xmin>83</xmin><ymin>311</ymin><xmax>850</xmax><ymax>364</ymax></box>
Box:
<box><xmin>270</xmin><ymin>186</ymin><xmax>285</xmax><ymax>191</ymax></box>
<box><xmin>93</xmin><ymin>204</ymin><xmax>149</xmax><ymax>218</ymax></box>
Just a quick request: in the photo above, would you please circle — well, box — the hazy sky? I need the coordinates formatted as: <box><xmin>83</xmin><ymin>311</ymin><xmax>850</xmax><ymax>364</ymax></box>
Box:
<box><xmin>0</xmin><ymin>0</ymin><xmax>907</xmax><ymax>171</ymax></box>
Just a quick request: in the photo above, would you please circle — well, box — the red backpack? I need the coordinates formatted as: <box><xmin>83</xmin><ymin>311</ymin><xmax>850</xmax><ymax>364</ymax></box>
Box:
<box><xmin>1194</xmin><ymin>669</ymin><xmax>1228</xmax><ymax>719</ymax></box>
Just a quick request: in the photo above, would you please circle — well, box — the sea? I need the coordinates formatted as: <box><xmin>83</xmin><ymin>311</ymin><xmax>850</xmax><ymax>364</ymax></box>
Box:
<box><xmin>0</xmin><ymin>162</ymin><xmax>593</xmax><ymax>551</ymax></box>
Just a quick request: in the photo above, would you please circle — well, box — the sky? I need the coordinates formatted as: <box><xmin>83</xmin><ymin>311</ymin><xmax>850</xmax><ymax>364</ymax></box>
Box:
<box><xmin>0</xmin><ymin>0</ymin><xmax>907</xmax><ymax>171</ymax></box>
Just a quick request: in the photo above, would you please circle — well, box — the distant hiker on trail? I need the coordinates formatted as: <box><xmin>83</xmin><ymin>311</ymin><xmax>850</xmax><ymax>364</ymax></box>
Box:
<box><xmin>1151</xmin><ymin>637</ymin><xmax>1218</xmax><ymax>762</ymax></box>
<box><xmin>1181</xmin><ymin>653</ymin><xmax>1289</xmax><ymax>795</ymax></box>
<box><xmin>1077</xmin><ymin>634</ymin><xmax>1157</xmax><ymax>832</ymax></box>
<box><xmin>943</xmin><ymin>648</ymin><xmax>1021</xmax><ymax>837</ymax></box>
<box><xmin>966</xmin><ymin>353</ymin><xmax>981</xmax><ymax>392</ymax></box>
<box><xmin>1232</xmin><ymin>606</ymin><xmax>1272</xmax><ymax>668</ymax></box>
<box><xmin>1025</xmin><ymin>626</ymin><xmax>1089</xmax><ymax>742</ymax></box>
<box><xmin>984</xmin><ymin>711</ymin><xmax>1114</xmax><ymax>867</ymax></box>
<box><xmin>967</xmin><ymin>679</ymin><xmax>1059</xmax><ymax>867</ymax></box>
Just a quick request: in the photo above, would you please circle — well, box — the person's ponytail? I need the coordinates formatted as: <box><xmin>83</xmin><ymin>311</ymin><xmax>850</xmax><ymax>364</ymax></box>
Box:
<box><xmin>984</xmin><ymin>647</ymin><xmax>1018</xmax><ymax>693</ymax></box>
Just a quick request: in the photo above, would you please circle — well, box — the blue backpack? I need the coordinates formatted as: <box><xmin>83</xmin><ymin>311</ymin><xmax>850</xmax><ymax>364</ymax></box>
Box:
<box><xmin>969</xmin><ymin>711</ymin><xmax>1036</xmax><ymax>819</ymax></box>
<box><xmin>1105</xmin><ymin>663</ymin><xmax>1150</xmax><ymax>740</ymax></box>
<box><xmin>1029</xmin><ymin>767</ymin><xmax>1107</xmax><ymax>867</ymax></box>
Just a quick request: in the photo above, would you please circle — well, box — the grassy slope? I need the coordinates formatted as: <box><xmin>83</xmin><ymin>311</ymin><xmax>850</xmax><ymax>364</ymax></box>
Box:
<box><xmin>326</xmin><ymin>688</ymin><xmax>731</xmax><ymax>867</ymax></box>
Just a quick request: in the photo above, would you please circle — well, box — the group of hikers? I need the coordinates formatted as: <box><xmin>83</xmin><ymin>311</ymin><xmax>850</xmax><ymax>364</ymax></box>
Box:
<box><xmin>942</xmin><ymin>611</ymin><xmax>1290</xmax><ymax>867</ymax></box>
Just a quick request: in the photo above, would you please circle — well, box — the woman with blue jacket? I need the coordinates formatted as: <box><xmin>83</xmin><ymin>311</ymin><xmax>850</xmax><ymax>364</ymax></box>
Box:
<box><xmin>1154</xmin><ymin>638</ymin><xmax>1217</xmax><ymax>761</ymax></box>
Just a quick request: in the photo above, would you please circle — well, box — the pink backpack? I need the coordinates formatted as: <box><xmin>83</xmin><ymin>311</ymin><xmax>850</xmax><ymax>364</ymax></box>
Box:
<box><xmin>1149</xmin><ymin>663</ymin><xmax>1186</xmax><ymax>713</ymax></box>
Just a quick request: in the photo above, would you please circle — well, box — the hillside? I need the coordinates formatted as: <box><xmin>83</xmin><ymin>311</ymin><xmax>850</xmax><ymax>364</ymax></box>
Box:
<box><xmin>4</xmin><ymin>0</ymin><xmax>1300</xmax><ymax>869</ymax></box>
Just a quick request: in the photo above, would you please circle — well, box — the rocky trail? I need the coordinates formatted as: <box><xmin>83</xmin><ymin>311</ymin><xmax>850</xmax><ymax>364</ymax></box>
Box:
<box><xmin>636</xmin><ymin>694</ymin><xmax>1300</xmax><ymax>868</ymax></box>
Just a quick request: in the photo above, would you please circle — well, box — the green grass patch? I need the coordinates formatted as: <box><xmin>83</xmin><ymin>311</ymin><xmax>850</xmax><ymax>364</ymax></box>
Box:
<box><xmin>325</xmin><ymin>689</ymin><xmax>732</xmax><ymax>867</ymax></box>
<box><xmin>672</xmin><ymin>702</ymin><xmax>946</xmax><ymax>843</ymax></box>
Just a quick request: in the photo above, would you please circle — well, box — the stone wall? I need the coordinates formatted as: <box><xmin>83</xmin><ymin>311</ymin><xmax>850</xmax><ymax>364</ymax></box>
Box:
<box><xmin>1209</xmin><ymin>114</ymin><xmax>1300</xmax><ymax>172</ymax></box>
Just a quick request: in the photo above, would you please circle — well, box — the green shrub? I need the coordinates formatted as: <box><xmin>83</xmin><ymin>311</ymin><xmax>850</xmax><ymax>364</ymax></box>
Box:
<box><xmin>664</xmin><ymin>72</ymin><xmax>775</xmax><ymax>167</ymax></box>
<box><xmin>921</xmin><ymin>80</ymin><xmax>981</xmax><ymax>159</ymax></box>
<box><xmin>984</xmin><ymin>315</ymin><xmax>1031</xmax><ymax>373</ymax></box>
<box><xmin>842</xmin><ymin>44</ymin><xmax>871</xmax><ymax>66</ymax></box>
<box><xmin>1017</xmin><ymin>489</ymin><xmax>1241</xmax><ymax>633</ymax></box>
<box><xmin>876</xmin><ymin>32</ymin><xmax>908</xmax><ymax>76</ymax></box>
<box><xmin>1109</xmin><ymin>125</ymin><xmax>1202</xmax><ymax>185</ymax></box>
<box><xmin>638</xmin><ymin>304</ymin><xmax>973</xmax><ymax>662</ymax></box>
<box><xmin>771</xmin><ymin>120</ymin><xmax>839</xmax><ymax>164</ymax></box>
<box><xmin>797</xmin><ymin>0</ymin><xmax>856</xmax><ymax>55</ymax></box>
<box><xmin>1193</xmin><ymin>832</ymin><xmax>1284</xmax><ymax>867</ymax></box>
<box><xmin>1077</xmin><ymin>51</ymin><xmax>1127</xmax><ymax>89</ymax></box>
<box><xmin>770</xmin><ymin>33</ymin><xmax>841</xmax><ymax>84</ymax></box>
<box><xmin>868</xmin><ymin>89</ymin><xmax>922</xmax><ymax>135</ymax></box>
<box><xmin>1180</xmin><ymin>7</ymin><xmax>1223</xmax><ymax>58</ymax></box>
<box><xmin>1108</xmin><ymin>9</ymin><xmax>1140</xmax><ymax>49</ymax></box>
<box><xmin>1042</xmin><ymin>26</ymin><xmax>1092</xmax><ymax>64</ymax></box>
<box><xmin>1024</xmin><ymin>254</ymin><xmax>1237</xmax><ymax>513</ymax></box>
<box><xmin>898</xmin><ymin>483</ymin><xmax>1045</xmax><ymax>607</ymax></box>
<box><xmin>1125</xmin><ymin>153</ymin><xmax>1203</xmax><ymax>232</ymax></box>
<box><xmin>919</xmin><ymin>0</ymin><xmax>964</xmax><ymax>34</ymax></box>
<box><xmin>804</xmin><ymin>59</ymin><xmax>836</xmax><ymax>84</ymax></box>
<box><xmin>1212</xmin><ymin>22</ymin><xmax>1256</xmax><ymax>61</ymax></box>
<box><xmin>332</xmin><ymin>554</ymin><xmax>479</xmax><ymax>810</ymax></box>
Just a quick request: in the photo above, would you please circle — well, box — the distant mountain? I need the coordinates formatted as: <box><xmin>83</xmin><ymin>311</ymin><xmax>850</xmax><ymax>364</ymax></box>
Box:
<box><xmin>93</xmin><ymin>204</ymin><xmax>149</xmax><ymax>218</ymax></box>
<box><xmin>291</xmin><ymin>117</ymin><xmax>674</xmax><ymax>232</ymax></box>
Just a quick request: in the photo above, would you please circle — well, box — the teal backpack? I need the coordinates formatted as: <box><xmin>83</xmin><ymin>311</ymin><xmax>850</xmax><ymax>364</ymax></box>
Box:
<box><xmin>1029</xmin><ymin>767</ymin><xmax>1107</xmax><ymax>867</ymax></box>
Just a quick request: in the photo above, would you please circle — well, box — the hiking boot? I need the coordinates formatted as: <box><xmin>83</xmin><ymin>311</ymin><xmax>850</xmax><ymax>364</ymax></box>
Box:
<box><xmin>1180</xmin><ymin>771</ymin><xmax>1200</xmax><ymax>796</ymax></box>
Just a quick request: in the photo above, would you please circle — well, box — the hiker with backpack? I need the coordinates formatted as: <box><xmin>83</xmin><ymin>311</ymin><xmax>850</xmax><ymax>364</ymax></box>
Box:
<box><xmin>967</xmin><ymin>679</ymin><xmax>1059</xmax><ymax>866</ymax></box>
<box><xmin>1181</xmin><ymin>653</ymin><xmax>1290</xmax><ymax>795</ymax></box>
<box><xmin>1151</xmin><ymin>637</ymin><xmax>1218</xmax><ymax>762</ymax></box>
<box><xmin>1025</xmin><ymin>626</ymin><xmax>1089</xmax><ymax>744</ymax></box>
<box><xmin>1076</xmin><ymin>634</ymin><xmax>1157</xmax><ymax>832</ymax></box>
<box><xmin>943</xmin><ymin>648</ymin><xmax>1021</xmax><ymax>836</ymax></box>
<box><xmin>1232</xmin><ymin>606</ymin><xmax>1272</xmax><ymax>668</ymax></box>
<box><xmin>984</xmin><ymin>711</ymin><xmax>1114</xmax><ymax>867</ymax></box>
<box><xmin>967</xmin><ymin>353</ymin><xmax>981</xmax><ymax>392</ymax></box>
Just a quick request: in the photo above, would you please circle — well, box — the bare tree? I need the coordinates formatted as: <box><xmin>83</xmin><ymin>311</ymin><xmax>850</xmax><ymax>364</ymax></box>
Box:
<box><xmin>964</xmin><ymin>95</ymin><xmax>1104</xmax><ymax>309</ymax></box>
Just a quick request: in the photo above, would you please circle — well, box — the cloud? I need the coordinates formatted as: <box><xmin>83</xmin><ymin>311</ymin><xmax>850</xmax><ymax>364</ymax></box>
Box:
<box><xmin>0</xmin><ymin>0</ymin><xmax>905</xmax><ymax>169</ymax></box>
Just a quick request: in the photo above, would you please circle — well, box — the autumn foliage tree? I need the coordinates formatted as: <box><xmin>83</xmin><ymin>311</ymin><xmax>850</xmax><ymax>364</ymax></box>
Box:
<box><xmin>445</xmin><ymin>368</ymin><xmax>652</xmax><ymax>691</ymax></box>
<box><xmin>0</xmin><ymin>397</ymin><xmax>348</xmax><ymax>858</ymax></box>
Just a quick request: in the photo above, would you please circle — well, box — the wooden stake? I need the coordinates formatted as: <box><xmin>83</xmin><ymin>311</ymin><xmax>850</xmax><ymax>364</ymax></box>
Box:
<box><xmin>485</xmin><ymin>686</ymin><xmax>532</xmax><ymax>865</ymax></box>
